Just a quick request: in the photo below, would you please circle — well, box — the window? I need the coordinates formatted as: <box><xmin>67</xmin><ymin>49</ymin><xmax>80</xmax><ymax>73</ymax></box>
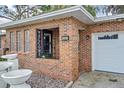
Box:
<box><xmin>0</xmin><ymin>36</ymin><xmax>1</xmax><ymax>48</ymax></box>
<box><xmin>10</xmin><ymin>32</ymin><xmax>15</xmax><ymax>51</ymax></box>
<box><xmin>36</xmin><ymin>29</ymin><xmax>53</xmax><ymax>58</ymax></box>
<box><xmin>16</xmin><ymin>31</ymin><xmax>22</xmax><ymax>51</ymax></box>
<box><xmin>24</xmin><ymin>30</ymin><xmax>30</xmax><ymax>52</ymax></box>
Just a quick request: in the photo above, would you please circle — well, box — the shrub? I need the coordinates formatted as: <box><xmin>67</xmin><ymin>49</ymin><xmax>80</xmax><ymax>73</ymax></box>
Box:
<box><xmin>0</xmin><ymin>58</ymin><xmax>8</xmax><ymax>62</ymax></box>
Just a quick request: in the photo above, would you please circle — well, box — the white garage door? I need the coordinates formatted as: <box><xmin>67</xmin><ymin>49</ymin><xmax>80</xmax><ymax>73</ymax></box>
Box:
<box><xmin>92</xmin><ymin>31</ymin><xmax>124</xmax><ymax>73</ymax></box>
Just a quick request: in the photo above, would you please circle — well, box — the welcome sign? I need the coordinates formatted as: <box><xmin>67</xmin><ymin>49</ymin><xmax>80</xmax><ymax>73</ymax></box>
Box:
<box><xmin>98</xmin><ymin>34</ymin><xmax>118</xmax><ymax>40</ymax></box>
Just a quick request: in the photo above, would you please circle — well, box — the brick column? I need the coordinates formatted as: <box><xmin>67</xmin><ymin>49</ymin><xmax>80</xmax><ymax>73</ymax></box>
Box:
<box><xmin>59</xmin><ymin>18</ymin><xmax>79</xmax><ymax>80</ymax></box>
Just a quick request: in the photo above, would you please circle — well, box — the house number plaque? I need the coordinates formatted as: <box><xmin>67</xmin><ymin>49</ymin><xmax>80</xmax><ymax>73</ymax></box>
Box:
<box><xmin>61</xmin><ymin>35</ymin><xmax>69</xmax><ymax>41</ymax></box>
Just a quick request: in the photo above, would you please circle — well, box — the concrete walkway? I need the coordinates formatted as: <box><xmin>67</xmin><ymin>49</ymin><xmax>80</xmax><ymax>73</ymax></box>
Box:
<box><xmin>72</xmin><ymin>71</ymin><xmax>124</xmax><ymax>88</ymax></box>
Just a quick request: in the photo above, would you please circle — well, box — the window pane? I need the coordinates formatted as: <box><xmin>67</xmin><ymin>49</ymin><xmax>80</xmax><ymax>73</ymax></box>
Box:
<box><xmin>17</xmin><ymin>31</ymin><xmax>22</xmax><ymax>51</ymax></box>
<box><xmin>37</xmin><ymin>30</ymin><xmax>43</xmax><ymax>57</ymax></box>
<box><xmin>0</xmin><ymin>36</ymin><xmax>1</xmax><ymax>48</ymax></box>
<box><xmin>36</xmin><ymin>30</ymin><xmax>53</xmax><ymax>58</ymax></box>
<box><xmin>10</xmin><ymin>32</ymin><xmax>15</xmax><ymax>51</ymax></box>
<box><xmin>24</xmin><ymin>30</ymin><xmax>30</xmax><ymax>52</ymax></box>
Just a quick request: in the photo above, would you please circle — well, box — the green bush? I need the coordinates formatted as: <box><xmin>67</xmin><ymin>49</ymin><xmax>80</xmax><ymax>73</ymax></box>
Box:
<box><xmin>0</xmin><ymin>58</ymin><xmax>8</xmax><ymax>62</ymax></box>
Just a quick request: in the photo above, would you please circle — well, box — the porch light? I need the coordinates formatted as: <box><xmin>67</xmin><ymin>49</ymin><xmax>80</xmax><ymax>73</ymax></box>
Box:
<box><xmin>86</xmin><ymin>35</ymin><xmax>90</xmax><ymax>40</ymax></box>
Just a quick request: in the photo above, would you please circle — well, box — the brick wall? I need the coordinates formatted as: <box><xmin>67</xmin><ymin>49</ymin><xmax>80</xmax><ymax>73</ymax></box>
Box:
<box><xmin>79</xmin><ymin>21</ymin><xmax>124</xmax><ymax>72</ymax></box>
<box><xmin>51</xmin><ymin>28</ymin><xmax>59</xmax><ymax>59</ymax></box>
<box><xmin>0</xmin><ymin>35</ymin><xmax>6</xmax><ymax>56</ymax></box>
<box><xmin>6</xmin><ymin>17</ymin><xmax>81</xmax><ymax>81</ymax></box>
<box><xmin>6</xmin><ymin>16</ymin><xmax>124</xmax><ymax>81</ymax></box>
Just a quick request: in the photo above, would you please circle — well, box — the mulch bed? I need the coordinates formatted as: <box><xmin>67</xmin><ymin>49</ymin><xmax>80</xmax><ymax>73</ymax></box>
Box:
<box><xmin>26</xmin><ymin>73</ymin><xmax>69</xmax><ymax>88</ymax></box>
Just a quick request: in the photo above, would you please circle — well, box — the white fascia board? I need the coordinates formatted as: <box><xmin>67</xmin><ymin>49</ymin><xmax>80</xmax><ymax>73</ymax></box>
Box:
<box><xmin>80</xmin><ymin>6</ymin><xmax>94</xmax><ymax>21</ymax></box>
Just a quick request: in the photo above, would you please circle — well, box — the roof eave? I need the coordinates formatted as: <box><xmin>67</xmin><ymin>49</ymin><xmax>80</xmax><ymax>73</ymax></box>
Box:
<box><xmin>0</xmin><ymin>6</ymin><xmax>94</xmax><ymax>30</ymax></box>
<box><xmin>1</xmin><ymin>6</ymin><xmax>124</xmax><ymax>30</ymax></box>
<box><xmin>94</xmin><ymin>14</ymin><xmax>124</xmax><ymax>23</ymax></box>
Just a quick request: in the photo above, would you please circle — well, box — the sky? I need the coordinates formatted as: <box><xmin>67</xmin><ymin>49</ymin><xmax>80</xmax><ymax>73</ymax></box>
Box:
<box><xmin>95</xmin><ymin>5</ymin><xmax>106</xmax><ymax>17</ymax></box>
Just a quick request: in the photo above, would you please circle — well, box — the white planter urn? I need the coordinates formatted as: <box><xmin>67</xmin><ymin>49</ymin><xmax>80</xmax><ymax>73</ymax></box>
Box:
<box><xmin>0</xmin><ymin>70</ymin><xmax>7</xmax><ymax>88</ymax></box>
<box><xmin>1</xmin><ymin>69</ymin><xmax>32</xmax><ymax>88</ymax></box>
<box><xmin>1</xmin><ymin>54</ymin><xmax>18</xmax><ymax>70</ymax></box>
<box><xmin>7</xmin><ymin>59</ymin><xmax>18</xmax><ymax>70</ymax></box>
<box><xmin>0</xmin><ymin>62</ymin><xmax>13</xmax><ymax>88</ymax></box>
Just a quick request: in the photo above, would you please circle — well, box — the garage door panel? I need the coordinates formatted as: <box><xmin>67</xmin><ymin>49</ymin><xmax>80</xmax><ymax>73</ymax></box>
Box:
<box><xmin>92</xmin><ymin>32</ymin><xmax>124</xmax><ymax>73</ymax></box>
